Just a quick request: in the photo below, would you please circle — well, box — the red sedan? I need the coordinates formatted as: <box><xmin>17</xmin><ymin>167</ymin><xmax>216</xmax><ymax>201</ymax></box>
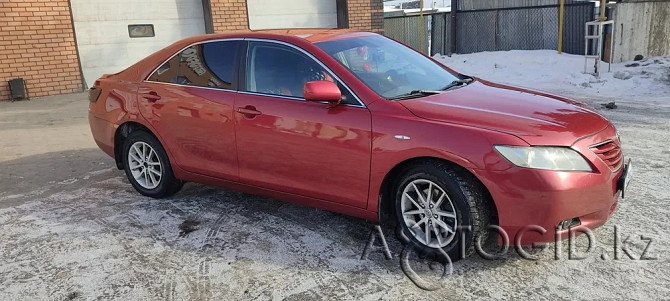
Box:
<box><xmin>88</xmin><ymin>29</ymin><xmax>631</xmax><ymax>262</ymax></box>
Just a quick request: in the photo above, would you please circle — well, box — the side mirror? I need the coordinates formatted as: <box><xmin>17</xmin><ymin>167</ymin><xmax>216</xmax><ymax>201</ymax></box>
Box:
<box><xmin>303</xmin><ymin>81</ymin><xmax>341</xmax><ymax>106</ymax></box>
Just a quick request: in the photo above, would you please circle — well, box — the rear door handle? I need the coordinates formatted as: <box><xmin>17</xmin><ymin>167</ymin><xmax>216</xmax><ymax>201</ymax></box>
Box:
<box><xmin>142</xmin><ymin>91</ymin><xmax>161</xmax><ymax>102</ymax></box>
<box><xmin>236</xmin><ymin>106</ymin><xmax>262</xmax><ymax>118</ymax></box>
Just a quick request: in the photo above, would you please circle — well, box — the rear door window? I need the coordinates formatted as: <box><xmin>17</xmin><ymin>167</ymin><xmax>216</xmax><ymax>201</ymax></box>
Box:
<box><xmin>148</xmin><ymin>40</ymin><xmax>241</xmax><ymax>90</ymax></box>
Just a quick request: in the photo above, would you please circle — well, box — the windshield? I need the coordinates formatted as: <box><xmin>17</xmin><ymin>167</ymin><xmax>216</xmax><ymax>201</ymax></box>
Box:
<box><xmin>316</xmin><ymin>35</ymin><xmax>462</xmax><ymax>99</ymax></box>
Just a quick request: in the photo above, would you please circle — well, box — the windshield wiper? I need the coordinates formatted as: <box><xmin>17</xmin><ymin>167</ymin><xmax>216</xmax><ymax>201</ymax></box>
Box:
<box><xmin>388</xmin><ymin>77</ymin><xmax>474</xmax><ymax>101</ymax></box>
<box><xmin>440</xmin><ymin>78</ymin><xmax>474</xmax><ymax>91</ymax></box>
<box><xmin>388</xmin><ymin>90</ymin><xmax>443</xmax><ymax>100</ymax></box>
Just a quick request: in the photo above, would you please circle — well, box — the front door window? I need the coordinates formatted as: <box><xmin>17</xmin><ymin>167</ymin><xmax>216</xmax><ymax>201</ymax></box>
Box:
<box><xmin>244</xmin><ymin>41</ymin><xmax>359</xmax><ymax>105</ymax></box>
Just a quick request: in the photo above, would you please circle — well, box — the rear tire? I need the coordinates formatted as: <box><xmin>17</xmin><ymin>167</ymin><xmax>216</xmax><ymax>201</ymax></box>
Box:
<box><xmin>122</xmin><ymin>131</ymin><xmax>183</xmax><ymax>198</ymax></box>
<box><xmin>394</xmin><ymin>161</ymin><xmax>491</xmax><ymax>263</ymax></box>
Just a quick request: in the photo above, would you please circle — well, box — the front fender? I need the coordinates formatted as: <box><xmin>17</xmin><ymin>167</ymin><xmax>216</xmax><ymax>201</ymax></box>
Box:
<box><xmin>367</xmin><ymin>100</ymin><xmax>528</xmax><ymax>213</ymax></box>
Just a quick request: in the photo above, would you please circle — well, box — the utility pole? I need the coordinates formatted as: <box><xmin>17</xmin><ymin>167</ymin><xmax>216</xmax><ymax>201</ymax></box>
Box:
<box><xmin>599</xmin><ymin>0</ymin><xmax>607</xmax><ymax>21</ymax></box>
<box><xmin>420</xmin><ymin>0</ymin><xmax>425</xmax><ymax>54</ymax></box>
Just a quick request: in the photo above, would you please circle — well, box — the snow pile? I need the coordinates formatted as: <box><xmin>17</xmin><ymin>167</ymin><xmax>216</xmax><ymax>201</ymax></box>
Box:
<box><xmin>435</xmin><ymin>50</ymin><xmax>670</xmax><ymax>100</ymax></box>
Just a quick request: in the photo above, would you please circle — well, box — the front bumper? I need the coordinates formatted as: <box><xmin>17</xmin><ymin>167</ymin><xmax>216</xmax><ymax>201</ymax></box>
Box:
<box><xmin>475</xmin><ymin>125</ymin><xmax>625</xmax><ymax>245</ymax></box>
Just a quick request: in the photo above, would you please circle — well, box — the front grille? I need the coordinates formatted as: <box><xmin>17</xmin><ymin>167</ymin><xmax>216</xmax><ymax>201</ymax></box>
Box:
<box><xmin>590</xmin><ymin>140</ymin><xmax>623</xmax><ymax>171</ymax></box>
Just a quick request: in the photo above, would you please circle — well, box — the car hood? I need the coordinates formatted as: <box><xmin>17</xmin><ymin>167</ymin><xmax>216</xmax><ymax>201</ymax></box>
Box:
<box><xmin>399</xmin><ymin>80</ymin><xmax>610</xmax><ymax>146</ymax></box>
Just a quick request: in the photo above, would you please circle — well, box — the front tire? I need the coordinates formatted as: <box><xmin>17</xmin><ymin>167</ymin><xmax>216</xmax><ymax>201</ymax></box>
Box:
<box><xmin>394</xmin><ymin>161</ymin><xmax>491</xmax><ymax>263</ymax></box>
<box><xmin>122</xmin><ymin>131</ymin><xmax>183</xmax><ymax>198</ymax></box>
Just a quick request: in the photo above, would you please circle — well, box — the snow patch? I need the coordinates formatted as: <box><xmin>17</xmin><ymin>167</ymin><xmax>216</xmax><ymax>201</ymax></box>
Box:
<box><xmin>435</xmin><ymin>50</ymin><xmax>670</xmax><ymax>101</ymax></box>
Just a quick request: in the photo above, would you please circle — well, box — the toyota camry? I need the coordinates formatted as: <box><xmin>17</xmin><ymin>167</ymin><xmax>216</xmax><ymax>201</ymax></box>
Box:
<box><xmin>88</xmin><ymin>29</ymin><xmax>631</xmax><ymax>262</ymax></box>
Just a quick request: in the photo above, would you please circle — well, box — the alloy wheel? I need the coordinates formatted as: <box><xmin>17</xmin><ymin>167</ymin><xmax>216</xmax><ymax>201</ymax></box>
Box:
<box><xmin>128</xmin><ymin>141</ymin><xmax>162</xmax><ymax>189</ymax></box>
<box><xmin>400</xmin><ymin>179</ymin><xmax>458</xmax><ymax>248</ymax></box>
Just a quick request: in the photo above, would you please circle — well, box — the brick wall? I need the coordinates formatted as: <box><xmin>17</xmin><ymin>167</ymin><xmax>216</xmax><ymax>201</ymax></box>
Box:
<box><xmin>347</xmin><ymin>0</ymin><xmax>384</xmax><ymax>33</ymax></box>
<box><xmin>0</xmin><ymin>0</ymin><xmax>82</xmax><ymax>101</ymax></box>
<box><xmin>209</xmin><ymin>0</ymin><xmax>383</xmax><ymax>33</ymax></box>
<box><xmin>210</xmin><ymin>0</ymin><xmax>249</xmax><ymax>32</ymax></box>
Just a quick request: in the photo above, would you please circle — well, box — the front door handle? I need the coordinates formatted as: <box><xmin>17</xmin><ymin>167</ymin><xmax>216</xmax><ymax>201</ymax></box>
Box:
<box><xmin>236</xmin><ymin>106</ymin><xmax>262</xmax><ymax>118</ymax></box>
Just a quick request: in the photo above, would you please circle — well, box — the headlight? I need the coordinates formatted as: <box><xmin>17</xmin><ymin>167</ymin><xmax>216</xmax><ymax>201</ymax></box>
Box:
<box><xmin>494</xmin><ymin>146</ymin><xmax>592</xmax><ymax>172</ymax></box>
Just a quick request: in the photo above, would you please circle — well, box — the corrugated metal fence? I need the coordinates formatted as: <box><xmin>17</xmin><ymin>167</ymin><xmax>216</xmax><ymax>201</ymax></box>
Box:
<box><xmin>562</xmin><ymin>2</ymin><xmax>596</xmax><ymax>54</ymax></box>
<box><xmin>383</xmin><ymin>15</ymin><xmax>431</xmax><ymax>55</ymax></box>
<box><xmin>385</xmin><ymin>1</ymin><xmax>595</xmax><ymax>56</ymax></box>
<box><xmin>430</xmin><ymin>13</ymin><xmax>453</xmax><ymax>56</ymax></box>
<box><xmin>458</xmin><ymin>0</ymin><xmax>561</xmax><ymax>10</ymax></box>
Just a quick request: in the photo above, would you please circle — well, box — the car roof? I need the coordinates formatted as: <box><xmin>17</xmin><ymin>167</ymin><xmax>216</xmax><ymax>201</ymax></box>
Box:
<box><xmin>249</xmin><ymin>28</ymin><xmax>373</xmax><ymax>43</ymax></box>
<box><xmin>125</xmin><ymin>29</ymin><xmax>376</xmax><ymax>83</ymax></box>
<box><xmin>188</xmin><ymin>28</ymin><xmax>376</xmax><ymax>44</ymax></box>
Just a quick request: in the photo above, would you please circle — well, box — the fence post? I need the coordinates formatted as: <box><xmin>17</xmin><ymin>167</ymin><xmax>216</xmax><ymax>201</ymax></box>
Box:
<box><xmin>450</xmin><ymin>0</ymin><xmax>457</xmax><ymax>53</ymax></box>
<box><xmin>430</xmin><ymin>14</ymin><xmax>437</xmax><ymax>55</ymax></box>
<box><xmin>494</xmin><ymin>10</ymin><xmax>499</xmax><ymax>51</ymax></box>
<box><xmin>558</xmin><ymin>0</ymin><xmax>565</xmax><ymax>54</ymax></box>
<box><xmin>443</xmin><ymin>13</ymin><xmax>448</xmax><ymax>55</ymax></box>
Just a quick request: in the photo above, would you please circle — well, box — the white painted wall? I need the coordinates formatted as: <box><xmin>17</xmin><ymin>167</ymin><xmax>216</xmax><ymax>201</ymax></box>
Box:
<box><xmin>246</xmin><ymin>0</ymin><xmax>337</xmax><ymax>30</ymax></box>
<box><xmin>71</xmin><ymin>0</ymin><xmax>206</xmax><ymax>87</ymax></box>
<box><xmin>613</xmin><ymin>1</ymin><xmax>670</xmax><ymax>63</ymax></box>
<box><xmin>612</xmin><ymin>2</ymin><xmax>653</xmax><ymax>63</ymax></box>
